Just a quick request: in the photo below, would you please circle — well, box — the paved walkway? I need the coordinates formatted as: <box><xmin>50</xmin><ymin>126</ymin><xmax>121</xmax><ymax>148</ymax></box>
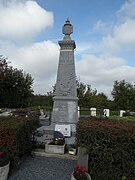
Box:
<box><xmin>9</xmin><ymin>156</ymin><xmax>77</xmax><ymax>180</ymax></box>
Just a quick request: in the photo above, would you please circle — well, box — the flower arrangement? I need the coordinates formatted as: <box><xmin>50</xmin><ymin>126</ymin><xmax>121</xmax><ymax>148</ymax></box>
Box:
<box><xmin>49</xmin><ymin>131</ymin><xmax>65</xmax><ymax>145</ymax></box>
<box><xmin>0</xmin><ymin>152</ymin><xmax>9</xmax><ymax>167</ymax></box>
<box><xmin>73</xmin><ymin>164</ymin><xmax>91</xmax><ymax>180</ymax></box>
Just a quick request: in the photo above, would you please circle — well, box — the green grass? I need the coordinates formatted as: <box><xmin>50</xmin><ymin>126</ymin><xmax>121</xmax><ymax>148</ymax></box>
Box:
<box><xmin>109</xmin><ymin>116</ymin><xmax>135</xmax><ymax>122</ymax></box>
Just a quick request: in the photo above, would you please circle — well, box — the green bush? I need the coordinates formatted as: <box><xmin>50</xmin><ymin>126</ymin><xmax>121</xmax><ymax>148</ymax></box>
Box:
<box><xmin>0</xmin><ymin>115</ymin><xmax>39</xmax><ymax>169</ymax></box>
<box><xmin>76</xmin><ymin>119</ymin><xmax>135</xmax><ymax>180</ymax></box>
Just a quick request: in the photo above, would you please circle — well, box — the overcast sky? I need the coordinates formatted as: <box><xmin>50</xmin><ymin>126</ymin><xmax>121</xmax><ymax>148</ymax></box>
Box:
<box><xmin>0</xmin><ymin>0</ymin><xmax>135</xmax><ymax>99</ymax></box>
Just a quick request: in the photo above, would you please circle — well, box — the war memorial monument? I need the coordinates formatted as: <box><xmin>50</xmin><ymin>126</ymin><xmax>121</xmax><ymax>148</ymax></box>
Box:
<box><xmin>52</xmin><ymin>18</ymin><xmax>78</xmax><ymax>130</ymax></box>
<box><xmin>38</xmin><ymin>19</ymin><xmax>78</xmax><ymax>144</ymax></box>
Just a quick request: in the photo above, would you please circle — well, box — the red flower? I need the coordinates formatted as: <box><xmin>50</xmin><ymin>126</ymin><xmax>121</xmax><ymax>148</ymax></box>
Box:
<box><xmin>73</xmin><ymin>164</ymin><xmax>88</xmax><ymax>180</ymax></box>
<box><xmin>82</xmin><ymin>167</ymin><xmax>86</xmax><ymax>173</ymax></box>
<box><xmin>0</xmin><ymin>152</ymin><xmax>4</xmax><ymax>156</ymax></box>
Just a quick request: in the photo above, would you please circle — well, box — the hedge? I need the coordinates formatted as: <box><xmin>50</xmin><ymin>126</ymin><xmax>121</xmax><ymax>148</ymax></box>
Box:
<box><xmin>76</xmin><ymin>119</ymin><xmax>135</xmax><ymax>180</ymax></box>
<box><xmin>0</xmin><ymin>115</ymin><xmax>39</xmax><ymax>169</ymax></box>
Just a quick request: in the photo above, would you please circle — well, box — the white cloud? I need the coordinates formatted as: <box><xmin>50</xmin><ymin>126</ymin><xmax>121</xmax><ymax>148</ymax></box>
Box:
<box><xmin>76</xmin><ymin>54</ymin><xmax>135</xmax><ymax>98</ymax></box>
<box><xmin>92</xmin><ymin>20</ymin><xmax>112</xmax><ymax>35</ymax></box>
<box><xmin>0</xmin><ymin>0</ymin><xmax>56</xmax><ymax>94</ymax></box>
<box><xmin>103</xmin><ymin>19</ymin><xmax>135</xmax><ymax>54</ymax></box>
<box><xmin>77</xmin><ymin>0</ymin><xmax>135</xmax><ymax>98</ymax></box>
<box><xmin>117</xmin><ymin>0</ymin><xmax>135</xmax><ymax>18</ymax></box>
<box><xmin>0</xmin><ymin>40</ymin><xmax>59</xmax><ymax>94</ymax></box>
<box><xmin>101</xmin><ymin>0</ymin><xmax>135</xmax><ymax>55</ymax></box>
<box><xmin>114</xmin><ymin>19</ymin><xmax>135</xmax><ymax>46</ymax></box>
<box><xmin>76</xmin><ymin>42</ymin><xmax>92</xmax><ymax>55</ymax></box>
<box><xmin>0</xmin><ymin>0</ymin><xmax>53</xmax><ymax>43</ymax></box>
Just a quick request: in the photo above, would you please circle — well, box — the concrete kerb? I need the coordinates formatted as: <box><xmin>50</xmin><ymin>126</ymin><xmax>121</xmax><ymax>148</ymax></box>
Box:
<box><xmin>31</xmin><ymin>149</ymin><xmax>78</xmax><ymax>160</ymax></box>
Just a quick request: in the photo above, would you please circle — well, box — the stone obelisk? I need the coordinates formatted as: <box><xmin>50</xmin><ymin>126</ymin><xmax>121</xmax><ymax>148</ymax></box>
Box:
<box><xmin>52</xmin><ymin>19</ymin><xmax>78</xmax><ymax>131</ymax></box>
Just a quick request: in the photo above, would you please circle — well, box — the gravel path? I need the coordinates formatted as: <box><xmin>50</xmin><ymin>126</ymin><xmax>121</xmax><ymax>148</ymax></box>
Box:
<box><xmin>9</xmin><ymin>156</ymin><xmax>77</xmax><ymax>180</ymax></box>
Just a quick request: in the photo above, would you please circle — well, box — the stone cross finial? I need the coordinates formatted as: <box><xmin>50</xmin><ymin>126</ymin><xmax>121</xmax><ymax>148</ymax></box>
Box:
<box><xmin>62</xmin><ymin>18</ymin><xmax>73</xmax><ymax>39</ymax></box>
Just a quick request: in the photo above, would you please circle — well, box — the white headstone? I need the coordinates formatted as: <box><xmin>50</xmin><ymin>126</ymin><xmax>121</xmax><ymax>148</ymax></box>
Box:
<box><xmin>78</xmin><ymin>106</ymin><xmax>80</xmax><ymax>118</ymax></box>
<box><xmin>90</xmin><ymin>108</ymin><xmax>96</xmax><ymax>116</ymax></box>
<box><xmin>120</xmin><ymin>110</ymin><xmax>126</xmax><ymax>117</ymax></box>
<box><xmin>0</xmin><ymin>111</ymin><xmax>12</xmax><ymax>117</ymax></box>
<box><xmin>103</xmin><ymin>109</ymin><xmax>110</xmax><ymax>117</ymax></box>
<box><xmin>55</xmin><ymin>124</ymin><xmax>71</xmax><ymax>137</ymax></box>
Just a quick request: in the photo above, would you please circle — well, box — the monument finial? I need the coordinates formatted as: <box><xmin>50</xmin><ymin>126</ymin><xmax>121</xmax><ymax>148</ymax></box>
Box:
<box><xmin>62</xmin><ymin>18</ymin><xmax>73</xmax><ymax>39</ymax></box>
<box><xmin>66</xmin><ymin>18</ymin><xmax>70</xmax><ymax>24</ymax></box>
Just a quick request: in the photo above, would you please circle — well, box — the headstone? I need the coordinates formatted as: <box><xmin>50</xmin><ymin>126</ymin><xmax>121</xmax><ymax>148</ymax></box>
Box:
<box><xmin>51</xmin><ymin>19</ymin><xmax>78</xmax><ymax>134</ymax></box>
<box><xmin>78</xmin><ymin>106</ymin><xmax>80</xmax><ymax>118</ymax></box>
<box><xmin>103</xmin><ymin>109</ymin><xmax>110</xmax><ymax>117</ymax></box>
<box><xmin>90</xmin><ymin>107</ymin><xmax>96</xmax><ymax>116</ymax></box>
<box><xmin>120</xmin><ymin>110</ymin><xmax>126</xmax><ymax>117</ymax></box>
<box><xmin>77</xmin><ymin>147</ymin><xmax>89</xmax><ymax>171</ymax></box>
<box><xmin>39</xmin><ymin>111</ymin><xmax>51</xmax><ymax>126</ymax></box>
<box><xmin>0</xmin><ymin>111</ymin><xmax>12</xmax><ymax>117</ymax></box>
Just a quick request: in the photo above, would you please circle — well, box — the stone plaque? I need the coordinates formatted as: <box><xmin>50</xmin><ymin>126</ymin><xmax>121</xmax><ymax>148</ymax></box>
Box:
<box><xmin>55</xmin><ymin>124</ymin><xmax>71</xmax><ymax>137</ymax></box>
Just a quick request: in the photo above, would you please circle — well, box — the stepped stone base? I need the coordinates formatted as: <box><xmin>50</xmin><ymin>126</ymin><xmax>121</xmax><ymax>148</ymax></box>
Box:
<box><xmin>31</xmin><ymin>149</ymin><xmax>77</xmax><ymax>160</ymax></box>
<box><xmin>39</xmin><ymin>118</ymin><xmax>51</xmax><ymax>126</ymax></box>
<box><xmin>37</xmin><ymin>123</ymin><xmax>76</xmax><ymax>133</ymax></box>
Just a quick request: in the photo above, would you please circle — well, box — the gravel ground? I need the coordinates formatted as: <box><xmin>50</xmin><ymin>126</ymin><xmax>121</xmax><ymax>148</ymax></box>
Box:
<box><xmin>9</xmin><ymin>156</ymin><xmax>77</xmax><ymax>180</ymax></box>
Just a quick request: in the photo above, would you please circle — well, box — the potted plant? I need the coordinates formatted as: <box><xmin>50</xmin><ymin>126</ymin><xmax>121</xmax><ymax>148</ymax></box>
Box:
<box><xmin>45</xmin><ymin>131</ymin><xmax>66</xmax><ymax>154</ymax></box>
<box><xmin>71</xmin><ymin>164</ymin><xmax>91</xmax><ymax>180</ymax></box>
<box><xmin>0</xmin><ymin>152</ymin><xmax>10</xmax><ymax>180</ymax></box>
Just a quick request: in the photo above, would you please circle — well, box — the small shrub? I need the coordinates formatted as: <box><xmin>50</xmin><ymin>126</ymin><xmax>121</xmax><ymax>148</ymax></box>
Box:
<box><xmin>76</xmin><ymin>119</ymin><xmax>135</xmax><ymax>179</ymax></box>
<box><xmin>0</xmin><ymin>116</ymin><xmax>39</xmax><ymax>169</ymax></box>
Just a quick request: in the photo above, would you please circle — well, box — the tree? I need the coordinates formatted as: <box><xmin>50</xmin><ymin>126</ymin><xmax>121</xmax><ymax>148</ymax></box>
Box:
<box><xmin>0</xmin><ymin>56</ymin><xmax>34</xmax><ymax>108</ymax></box>
<box><xmin>111</xmin><ymin>80</ymin><xmax>135</xmax><ymax>111</ymax></box>
<box><xmin>30</xmin><ymin>80</ymin><xmax>110</xmax><ymax>110</ymax></box>
<box><xmin>76</xmin><ymin>80</ymin><xmax>109</xmax><ymax>108</ymax></box>
<box><xmin>30</xmin><ymin>94</ymin><xmax>53</xmax><ymax>109</ymax></box>
<box><xmin>77</xmin><ymin>81</ymin><xmax>87</xmax><ymax>107</ymax></box>
<box><xmin>93</xmin><ymin>92</ymin><xmax>108</xmax><ymax>108</ymax></box>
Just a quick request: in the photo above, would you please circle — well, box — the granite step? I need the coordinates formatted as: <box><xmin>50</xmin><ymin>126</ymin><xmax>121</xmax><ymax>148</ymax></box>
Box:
<box><xmin>32</xmin><ymin>149</ymin><xmax>78</xmax><ymax>160</ymax></box>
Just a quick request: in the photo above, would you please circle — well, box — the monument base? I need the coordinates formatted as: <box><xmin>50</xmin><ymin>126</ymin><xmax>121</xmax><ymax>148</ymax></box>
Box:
<box><xmin>52</xmin><ymin>96</ymin><xmax>78</xmax><ymax>124</ymax></box>
<box><xmin>36</xmin><ymin>123</ymin><xmax>76</xmax><ymax>144</ymax></box>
